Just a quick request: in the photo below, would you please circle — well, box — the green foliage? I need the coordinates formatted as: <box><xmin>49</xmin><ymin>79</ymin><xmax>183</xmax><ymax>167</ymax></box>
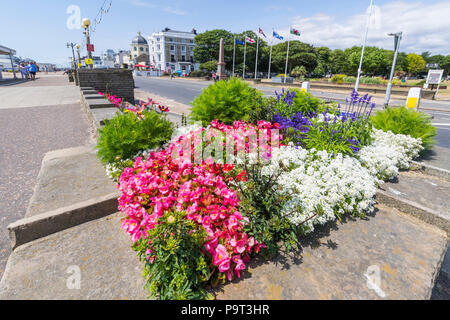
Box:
<box><xmin>190</xmin><ymin>77</ymin><xmax>263</xmax><ymax>126</ymax></box>
<box><xmin>331</xmin><ymin>74</ymin><xmax>347</xmax><ymax>83</ymax></box>
<box><xmin>134</xmin><ymin>210</ymin><xmax>213</xmax><ymax>300</ymax></box>
<box><xmin>274</xmin><ymin>89</ymin><xmax>329</xmax><ymax>117</ymax></box>
<box><xmin>370</xmin><ymin>106</ymin><xmax>436</xmax><ymax>150</ymax></box>
<box><xmin>291</xmin><ymin>66</ymin><xmax>307</xmax><ymax>80</ymax></box>
<box><xmin>234</xmin><ymin>161</ymin><xmax>302</xmax><ymax>257</ymax></box>
<box><xmin>406</xmin><ymin>53</ymin><xmax>426</xmax><ymax>75</ymax></box>
<box><xmin>96</xmin><ymin>110</ymin><xmax>173</xmax><ymax>164</ymax></box>
<box><xmin>303</xmin><ymin>117</ymin><xmax>362</xmax><ymax>157</ymax></box>
<box><xmin>190</xmin><ymin>70</ymin><xmax>207</xmax><ymax>77</ymax></box>
<box><xmin>199</xmin><ymin>60</ymin><xmax>217</xmax><ymax>72</ymax></box>
<box><xmin>248</xmin><ymin>97</ymin><xmax>277</xmax><ymax>124</ymax></box>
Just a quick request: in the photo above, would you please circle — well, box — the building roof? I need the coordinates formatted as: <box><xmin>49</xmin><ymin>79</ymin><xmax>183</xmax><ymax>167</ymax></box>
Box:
<box><xmin>0</xmin><ymin>45</ymin><xmax>16</xmax><ymax>55</ymax></box>
<box><xmin>132</xmin><ymin>32</ymin><xmax>148</xmax><ymax>45</ymax></box>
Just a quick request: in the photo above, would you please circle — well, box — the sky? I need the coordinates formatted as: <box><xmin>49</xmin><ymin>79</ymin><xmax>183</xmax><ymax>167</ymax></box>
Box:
<box><xmin>0</xmin><ymin>0</ymin><xmax>449</xmax><ymax>67</ymax></box>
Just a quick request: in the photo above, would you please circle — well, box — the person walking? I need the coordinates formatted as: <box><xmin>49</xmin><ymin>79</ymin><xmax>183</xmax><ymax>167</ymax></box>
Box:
<box><xmin>19</xmin><ymin>64</ymin><xmax>28</xmax><ymax>80</ymax></box>
<box><xmin>29</xmin><ymin>62</ymin><xmax>37</xmax><ymax>80</ymax></box>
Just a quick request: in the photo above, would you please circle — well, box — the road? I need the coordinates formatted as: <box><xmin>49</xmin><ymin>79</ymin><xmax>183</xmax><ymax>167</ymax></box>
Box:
<box><xmin>134</xmin><ymin>76</ymin><xmax>450</xmax><ymax>149</ymax></box>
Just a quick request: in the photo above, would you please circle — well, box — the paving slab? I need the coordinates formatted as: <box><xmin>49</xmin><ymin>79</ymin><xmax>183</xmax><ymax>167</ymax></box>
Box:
<box><xmin>417</xmin><ymin>146</ymin><xmax>450</xmax><ymax>172</ymax></box>
<box><xmin>0</xmin><ymin>213</ymin><xmax>147</xmax><ymax>300</ymax></box>
<box><xmin>0</xmin><ymin>204</ymin><xmax>446</xmax><ymax>300</ymax></box>
<box><xmin>25</xmin><ymin>145</ymin><xmax>118</xmax><ymax>218</ymax></box>
<box><xmin>215</xmin><ymin>204</ymin><xmax>448</xmax><ymax>300</ymax></box>
<box><xmin>380</xmin><ymin>171</ymin><xmax>450</xmax><ymax>230</ymax></box>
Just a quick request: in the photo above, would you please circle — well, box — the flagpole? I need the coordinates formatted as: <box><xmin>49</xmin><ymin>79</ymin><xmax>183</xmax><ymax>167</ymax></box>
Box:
<box><xmin>255</xmin><ymin>28</ymin><xmax>259</xmax><ymax>79</ymax></box>
<box><xmin>243</xmin><ymin>39</ymin><xmax>247</xmax><ymax>79</ymax></box>
<box><xmin>268</xmin><ymin>29</ymin><xmax>273</xmax><ymax>79</ymax></box>
<box><xmin>284</xmin><ymin>29</ymin><xmax>290</xmax><ymax>84</ymax></box>
<box><xmin>232</xmin><ymin>37</ymin><xmax>236</xmax><ymax>77</ymax></box>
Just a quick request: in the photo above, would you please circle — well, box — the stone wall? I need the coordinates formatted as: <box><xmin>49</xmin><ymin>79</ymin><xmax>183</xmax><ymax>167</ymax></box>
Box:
<box><xmin>77</xmin><ymin>69</ymin><xmax>134</xmax><ymax>103</ymax></box>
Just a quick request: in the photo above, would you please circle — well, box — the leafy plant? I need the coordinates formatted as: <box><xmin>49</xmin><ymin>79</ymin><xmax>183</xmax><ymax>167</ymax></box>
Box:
<box><xmin>96</xmin><ymin>110</ymin><xmax>173</xmax><ymax>164</ymax></box>
<box><xmin>233</xmin><ymin>160</ymin><xmax>303</xmax><ymax>257</ymax></box>
<box><xmin>134</xmin><ymin>210</ymin><xmax>213</xmax><ymax>300</ymax></box>
<box><xmin>273</xmin><ymin>88</ymin><xmax>330</xmax><ymax>117</ymax></box>
<box><xmin>370</xmin><ymin>106</ymin><xmax>436</xmax><ymax>150</ymax></box>
<box><xmin>190</xmin><ymin>77</ymin><xmax>263</xmax><ymax>126</ymax></box>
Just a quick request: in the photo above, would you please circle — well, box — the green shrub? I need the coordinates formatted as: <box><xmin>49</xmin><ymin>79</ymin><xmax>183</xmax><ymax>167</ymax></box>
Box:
<box><xmin>134</xmin><ymin>210</ymin><xmax>213</xmax><ymax>300</ymax></box>
<box><xmin>342</xmin><ymin>76</ymin><xmax>356</xmax><ymax>83</ymax></box>
<box><xmin>360</xmin><ymin>77</ymin><xmax>382</xmax><ymax>85</ymax></box>
<box><xmin>190</xmin><ymin>70</ymin><xmax>207</xmax><ymax>77</ymax></box>
<box><xmin>370</xmin><ymin>106</ymin><xmax>436</xmax><ymax>150</ymax></box>
<box><xmin>273</xmin><ymin>88</ymin><xmax>330</xmax><ymax>117</ymax></box>
<box><xmin>96</xmin><ymin>110</ymin><xmax>173</xmax><ymax>164</ymax></box>
<box><xmin>190</xmin><ymin>77</ymin><xmax>263</xmax><ymax>126</ymax></box>
<box><xmin>331</xmin><ymin>74</ymin><xmax>347</xmax><ymax>83</ymax></box>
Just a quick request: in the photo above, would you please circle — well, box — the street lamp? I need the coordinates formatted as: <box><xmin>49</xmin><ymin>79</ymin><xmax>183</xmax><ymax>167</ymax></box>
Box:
<box><xmin>384</xmin><ymin>32</ymin><xmax>402</xmax><ymax>108</ymax></box>
<box><xmin>66</xmin><ymin>42</ymin><xmax>77</xmax><ymax>70</ymax></box>
<box><xmin>82</xmin><ymin>18</ymin><xmax>93</xmax><ymax>69</ymax></box>
<box><xmin>75</xmin><ymin>44</ymin><xmax>81</xmax><ymax>68</ymax></box>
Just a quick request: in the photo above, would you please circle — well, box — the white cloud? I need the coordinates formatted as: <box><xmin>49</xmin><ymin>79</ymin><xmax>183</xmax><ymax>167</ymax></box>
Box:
<box><xmin>162</xmin><ymin>6</ymin><xmax>187</xmax><ymax>16</ymax></box>
<box><xmin>281</xmin><ymin>1</ymin><xmax>450</xmax><ymax>54</ymax></box>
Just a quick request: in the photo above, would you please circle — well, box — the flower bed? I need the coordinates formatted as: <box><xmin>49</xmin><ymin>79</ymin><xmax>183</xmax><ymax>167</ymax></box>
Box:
<box><xmin>100</xmin><ymin>83</ymin><xmax>431</xmax><ymax>300</ymax></box>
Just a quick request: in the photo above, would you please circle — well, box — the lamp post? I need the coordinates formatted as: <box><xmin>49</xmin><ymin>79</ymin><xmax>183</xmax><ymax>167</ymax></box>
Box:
<box><xmin>75</xmin><ymin>44</ymin><xmax>81</xmax><ymax>68</ymax></box>
<box><xmin>82</xmin><ymin>18</ymin><xmax>93</xmax><ymax>69</ymax></box>
<box><xmin>384</xmin><ymin>32</ymin><xmax>402</xmax><ymax>108</ymax></box>
<box><xmin>66</xmin><ymin>42</ymin><xmax>77</xmax><ymax>70</ymax></box>
<box><xmin>355</xmin><ymin>0</ymin><xmax>374</xmax><ymax>92</ymax></box>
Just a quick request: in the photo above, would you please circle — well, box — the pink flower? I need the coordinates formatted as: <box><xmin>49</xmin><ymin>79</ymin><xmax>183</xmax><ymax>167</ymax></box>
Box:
<box><xmin>213</xmin><ymin>244</ymin><xmax>229</xmax><ymax>265</ymax></box>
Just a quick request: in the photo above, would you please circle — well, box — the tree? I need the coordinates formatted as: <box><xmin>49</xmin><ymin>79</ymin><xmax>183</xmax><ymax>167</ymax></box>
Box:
<box><xmin>406</xmin><ymin>53</ymin><xmax>426</xmax><ymax>75</ymax></box>
<box><xmin>193</xmin><ymin>30</ymin><xmax>234</xmax><ymax>64</ymax></box>
<box><xmin>291</xmin><ymin>66</ymin><xmax>307</xmax><ymax>79</ymax></box>
<box><xmin>330</xmin><ymin>49</ymin><xmax>347</xmax><ymax>74</ymax></box>
<box><xmin>199</xmin><ymin>60</ymin><xmax>218</xmax><ymax>73</ymax></box>
<box><xmin>269</xmin><ymin>41</ymin><xmax>317</xmax><ymax>75</ymax></box>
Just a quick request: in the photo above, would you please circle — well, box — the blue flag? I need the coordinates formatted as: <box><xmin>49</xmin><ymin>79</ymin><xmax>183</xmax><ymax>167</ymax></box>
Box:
<box><xmin>273</xmin><ymin>31</ymin><xmax>284</xmax><ymax>40</ymax></box>
<box><xmin>235</xmin><ymin>39</ymin><xmax>244</xmax><ymax>45</ymax></box>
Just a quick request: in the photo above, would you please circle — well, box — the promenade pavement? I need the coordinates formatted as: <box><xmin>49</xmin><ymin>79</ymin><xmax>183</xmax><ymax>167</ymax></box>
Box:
<box><xmin>0</xmin><ymin>74</ymin><xmax>92</xmax><ymax>279</ymax></box>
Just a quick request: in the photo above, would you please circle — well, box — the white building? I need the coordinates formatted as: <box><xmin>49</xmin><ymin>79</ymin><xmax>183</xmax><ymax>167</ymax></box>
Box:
<box><xmin>148</xmin><ymin>27</ymin><xmax>199</xmax><ymax>74</ymax></box>
<box><xmin>101</xmin><ymin>49</ymin><xmax>116</xmax><ymax>68</ymax></box>
<box><xmin>115</xmin><ymin>50</ymin><xmax>131</xmax><ymax>68</ymax></box>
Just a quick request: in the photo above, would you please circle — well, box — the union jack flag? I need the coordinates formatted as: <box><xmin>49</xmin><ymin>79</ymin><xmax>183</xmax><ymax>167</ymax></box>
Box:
<box><xmin>245</xmin><ymin>36</ymin><xmax>256</xmax><ymax>43</ymax></box>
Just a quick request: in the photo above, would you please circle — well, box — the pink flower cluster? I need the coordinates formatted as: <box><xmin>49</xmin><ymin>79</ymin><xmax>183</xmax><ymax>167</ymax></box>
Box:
<box><xmin>118</xmin><ymin>120</ymin><xmax>281</xmax><ymax>282</ymax></box>
<box><xmin>98</xmin><ymin>92</ymin><xmax>170</xmax><ymax>116</ymax></box>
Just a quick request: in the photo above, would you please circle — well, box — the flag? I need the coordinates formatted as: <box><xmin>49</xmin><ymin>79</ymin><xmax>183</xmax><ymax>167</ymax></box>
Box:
<box><xmin>245</xmin><ymin>36</ymin><xmax>256</xmax><ymax>43</ymax></box>
<box><xmin>290</xmin><ymin>27</ymin><xmax>301</xmax><ymax>36</ymax></box>
<box><xmin>235</xmin><ymin>39</ymin><xmax>244</xmax><ymax>45</ymax></box>
<box><xmin>273</xmin><ymin>31</ymin><xmax>284</xmax><ymax>40</ymax></box>
<box><xmin>259</xmin><ymin>28</ymin><xmax>266</xmax><ymax>38</ymax></box>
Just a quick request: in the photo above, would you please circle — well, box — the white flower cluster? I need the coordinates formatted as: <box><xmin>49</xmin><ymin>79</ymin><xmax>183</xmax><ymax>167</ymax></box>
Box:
<box><xmin>358</xmin><ymin>129</ymin><xmax>423</xmax><ymax>183</ymax></box>
<box><xmin>262</xmin><ymin>144</ymin><xmax>377</xmax><ymax>233</ymax></box>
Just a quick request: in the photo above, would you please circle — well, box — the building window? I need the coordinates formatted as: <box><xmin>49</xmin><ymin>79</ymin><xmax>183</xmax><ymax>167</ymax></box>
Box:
<box><xmin>140</xmin><ymin>47</ymin><xmax>143</xmax><ymax>51</ymax></box>
<box><xmin>170</xmin><ymin>54</ymin><xmax>175</xmax><ymax>62</ymax></box>
<box><xmin>190</xmin><ymin>40</ymin><xmax>194</xmax><ymax>43</ymax></box>
<box><xmin>157</xmin><ymin>38</ymin><xmax>160</xmax><ymax>41</ymax></box>
<box><xmin>181</xmin><ymin>55</ymin><xmax>186</xmax><ymax>62</ymax></box>
<box><xmin>134</xmin><ymin>47</ymin><xmax>137</xmax><ymax>51</ymax></box>
<box><xmin>170</xmin><ymin>45</ymin><xmax>175</xmax><ymax>51</ymax></box>
<box><xmin>169</xmin><ymin>38</ymin><xmax>174</xmax><ymax>42</ymax></box>
<box><xmin>181</xmin><ymin>46</ymin><xmax>186</xmax><ymax>52</ymax></box>
<box><xmin>157</xmin><ymin>44</ymin><xmax>160</xmax><ymax>50</ymax></box>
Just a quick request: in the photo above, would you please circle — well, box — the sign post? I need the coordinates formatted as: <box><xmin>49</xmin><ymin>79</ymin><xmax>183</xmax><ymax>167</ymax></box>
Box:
<box><xmin>425</xmin><ymin>69</ymin><xmax>444</xmax><ymax>100</ymax></box>
<box><xmin>406</xmin><ymin>87</ymin><xmax>421</xmax><ymax>110</ymax></box>
<box><xmin>301</xmin><ymin>81</ymin><xmax>310</xmax><ymax>93</ymax></box>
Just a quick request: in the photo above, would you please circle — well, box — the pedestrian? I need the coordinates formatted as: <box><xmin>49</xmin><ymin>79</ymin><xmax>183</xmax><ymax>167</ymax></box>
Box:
<box><xmin>19</xmin><ymin>64</ymin><xmax>28</xmax><ymax>80</ymax></box>
<box><xmin>212</xmin><ymin>72</ymin><xmax>216</xmax><ymax>82</ymax></box>
<box><xmin>29</xmin><ymin>61</ymin><xmax>37</xmax><ymax>80</ymax></box>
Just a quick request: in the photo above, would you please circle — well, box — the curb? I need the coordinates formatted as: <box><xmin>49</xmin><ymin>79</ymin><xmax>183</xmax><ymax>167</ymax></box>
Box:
<box><xmin>375</xmin><ymin>189</ymin><xmax>450</xmax><ymax>236</ymax></box>
<box><xmin>7</xmin><ymin>192</ymin><xmax>120</xmax><ymax>250</ymax></box>
<box><xmin>410</xmin><ymin>161</ymin><xmax>450</xmax><ymax>182</ymax></box>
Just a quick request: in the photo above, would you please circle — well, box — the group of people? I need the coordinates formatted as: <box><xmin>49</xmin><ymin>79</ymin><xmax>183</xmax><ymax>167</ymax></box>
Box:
<box><xmin>19</xmin><ymin>62</ymin><xmax>38</xmax><ymax>80</ymax></box>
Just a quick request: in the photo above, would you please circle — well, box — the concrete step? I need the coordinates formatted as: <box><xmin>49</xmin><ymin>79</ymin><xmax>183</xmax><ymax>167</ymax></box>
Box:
<box><xmin>25</xmin><ymin>146</ymin><xmax>117</xmax><ymax>219</ymax></box>
<box><xmin>87</xmin><ymin>99</ymin><xmax>114</xmax><ymax>109</ymax></box>
<box><xmin>83</xmin><ymin>94</ymin><xmax>104</xmax><ymax>100</ymax></box>
<box><xmin>380</xmin><ymin>171</ymin><xmax>450</xmax><ymax>233</ymax></box>
<box><xmin>0</xmin><ymin>204</ymin><xmax>446</xmax><ymax>300</ymax></box>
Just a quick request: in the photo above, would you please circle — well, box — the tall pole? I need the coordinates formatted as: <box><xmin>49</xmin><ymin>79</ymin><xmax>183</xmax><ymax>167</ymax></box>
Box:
<box><xmin>384</xmin><ymin>32</ymin><xmax>402</xmax><ymax>108</ymax></box>
<box><xmin>243</xmin><ymin>39</ymin><xmax>247</xmax><ymax>79</ymax></box>
<box><xmin>255</xmin><ymin>29</ymin><xmax>259</xmax><ymax>79</ymax></box>
<box><xmin>268</xmin><ymin>38</ymin><xmax>273</xmax><ymax>79</ymax></box>
<box><xmin>284</xmin><ymin>32</ymin><xmax>290</xmax><ymax>84</ymax></box>
<box><xmin>232</xmin><ymin>37</ymin><xmax>236</xmax><ymax>77</ymax></box>
<box><xmin>355</xmin><ymin>0</ymin><xmax>374</xmax><ymax>92</ymax></box>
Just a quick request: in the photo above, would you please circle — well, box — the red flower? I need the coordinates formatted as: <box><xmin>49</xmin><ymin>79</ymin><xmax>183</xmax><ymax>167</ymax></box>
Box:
<box><xmin>236</xmin><ymin>170</ymin><xmax>248</xmax><ymax>182</ymax></box>
<box><xmin>223</xmin><ymin>164</ymin><xmax>234</xmax><ymax>173</ymax></box>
